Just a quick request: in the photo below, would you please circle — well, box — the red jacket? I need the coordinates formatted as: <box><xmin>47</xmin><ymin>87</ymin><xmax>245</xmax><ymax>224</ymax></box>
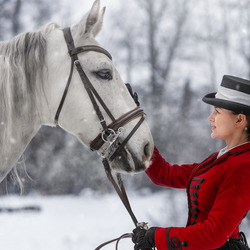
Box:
<box><xmin>146</xmin><ymin>143</ymin><xmax>250</xmax><ymax>250</ymax></box>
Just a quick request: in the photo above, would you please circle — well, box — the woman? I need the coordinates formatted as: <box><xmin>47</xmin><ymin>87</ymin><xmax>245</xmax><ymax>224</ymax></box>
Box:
<box><xmin>132</xmin><ymin>75</ymin><xmax>250</xmax><ymax>250</ymax></box>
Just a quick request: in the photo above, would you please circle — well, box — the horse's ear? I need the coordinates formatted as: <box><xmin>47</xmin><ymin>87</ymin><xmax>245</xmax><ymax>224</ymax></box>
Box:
<box><xmin>91</xmin><ymin>6</ymin><xmax>105</xmax><ymax>37</ymax></box>
<box><xmin>85</xmin><ymin>0</ymin><xmax>105</xmax><ymax>37</ymax></box>
<box><xmin>72</xmin><ymin>0</ymin><xmax>105</xmax><ymax>41</ymax></box>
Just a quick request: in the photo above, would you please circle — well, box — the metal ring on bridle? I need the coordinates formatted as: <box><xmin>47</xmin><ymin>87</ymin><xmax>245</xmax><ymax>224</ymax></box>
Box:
<box><xmin>101</xmin><ymin>128</ymin><xmax>123</xmax><ymax>143</ymax></box>
<box><xmin>99</xmin><ymin>128</ymin><xmax>125</xmax><ymax>158</ymax></box>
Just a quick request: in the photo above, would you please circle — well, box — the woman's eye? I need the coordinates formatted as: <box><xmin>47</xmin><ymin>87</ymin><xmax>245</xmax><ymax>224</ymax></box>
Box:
<box><xmin>95</xmin><ymin>70</ymin><xmax>113</xmax><ymax>80</ymax></box>
<box><xmin>215</xmin><ymin>108</ymin><xmax>220</xmax><ymax>114</ymax></box>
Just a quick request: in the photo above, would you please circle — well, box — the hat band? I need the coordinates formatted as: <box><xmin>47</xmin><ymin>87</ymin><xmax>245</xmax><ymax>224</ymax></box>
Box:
<box><xmin>216</xmin><ymin>86</ymin><xmax>250</xmax><ymax>106</ymax></box>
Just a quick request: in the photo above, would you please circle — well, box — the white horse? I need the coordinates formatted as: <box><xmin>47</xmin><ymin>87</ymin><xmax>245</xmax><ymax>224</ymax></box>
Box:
<box><xmin>0</xmin><ymin>0</ymin><xmax>154</xmax><ymax>185</ymax></box>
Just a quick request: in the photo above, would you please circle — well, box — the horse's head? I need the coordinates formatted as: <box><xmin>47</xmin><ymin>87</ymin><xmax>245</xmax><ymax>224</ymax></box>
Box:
<box><xmin>44</xmin><ymin>0</ymin><xmax>154</xmax><ymax>173</ymax></box>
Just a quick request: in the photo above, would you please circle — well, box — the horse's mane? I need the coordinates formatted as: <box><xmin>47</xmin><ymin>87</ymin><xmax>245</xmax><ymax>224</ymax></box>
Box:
<box><xmin>0</xmin><ymin>23</ymin><xmax>58</xmax><ymax>146</ymax></box>
<box><xmin>0</xmin><ymin>23</ymin><xmax>60</xmax><ymax>191</ymax></box>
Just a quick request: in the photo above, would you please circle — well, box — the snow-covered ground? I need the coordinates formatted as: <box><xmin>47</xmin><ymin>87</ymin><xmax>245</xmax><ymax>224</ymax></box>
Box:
<box><xmin>0</xmin><ymin>190</ymin><xmax>249</xmax><ymax>250</ymax></box>
<box><xmin>0</xmin><ymin>190</ymin><xmax>186</xmax><ymax>250</ymax></box>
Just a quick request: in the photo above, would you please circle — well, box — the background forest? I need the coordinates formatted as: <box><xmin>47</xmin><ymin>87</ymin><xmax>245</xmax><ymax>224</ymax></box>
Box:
<box><xmin>0</xmin><ymin>0</ymin><xmax>250</xmax><ymax>196</ymax></box>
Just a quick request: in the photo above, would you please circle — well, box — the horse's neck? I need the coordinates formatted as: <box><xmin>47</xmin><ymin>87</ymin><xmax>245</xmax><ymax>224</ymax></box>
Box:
<box><xmin>0</xmin><ymin>118</ymin><xmax>41</xmax><ymax>183</ymax></box>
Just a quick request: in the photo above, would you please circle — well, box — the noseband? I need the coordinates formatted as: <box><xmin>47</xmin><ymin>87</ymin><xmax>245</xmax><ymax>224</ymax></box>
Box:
<box><xmin>55</xmin><ymin>27</ymin><xmax>145</xmax><ymax>161</ymax></box>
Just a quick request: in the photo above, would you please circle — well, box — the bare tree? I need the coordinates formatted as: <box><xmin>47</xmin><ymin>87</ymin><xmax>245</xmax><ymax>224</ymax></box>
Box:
<box><xmin>12</xmin><ymin>0</ymin><xmax>21</xmax><ymax>35</ymax></box>
<box><xmin>203</xmin><ymin>0</ymin><xmax>217</xmax><ymax>89</ymax></box>
<box><xmin>138</xmin><ymin>0</ymin><xmax>190</xmax><ymax>147</ymax></box>
<box><xmin>0</xmin><ymin>0</ymin><xmax>22</xmax><ymax>39</ymax></box>
<box><xmin>238</xmin><ymin>0</ymin><xmax>250</xmax><ymax>78</ymax></box>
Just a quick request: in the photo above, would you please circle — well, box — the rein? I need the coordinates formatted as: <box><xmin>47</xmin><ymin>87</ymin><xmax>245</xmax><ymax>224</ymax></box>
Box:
<box><xmin>56</xmin><ymin>27</ymin><xmax>149</xmax><ymax>249</ymax></box>
<box><xmin>102</xmin><ymin>159</ymin><xmax>138</xmax><ymax>226</ymax></box>
<box><xmin>95</xmin><ymin>160</ymin><xmax>136</xmax><ymax>250</ymax></box>
<box><xmin>95</xmin><ymin>159</ymin><xmax>149</xmax><ymax>250</ymax></box>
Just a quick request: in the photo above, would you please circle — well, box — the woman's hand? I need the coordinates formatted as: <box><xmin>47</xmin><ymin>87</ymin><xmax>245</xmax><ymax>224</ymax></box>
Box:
<box><xmin>132</xmin><ymin>227</ymin><xmax>157</xmax><ymax>250</ymax></box>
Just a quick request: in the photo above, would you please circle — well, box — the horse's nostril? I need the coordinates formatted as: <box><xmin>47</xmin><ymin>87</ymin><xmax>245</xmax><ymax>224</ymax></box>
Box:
<box><xmin>144</xmin><ymin>143</ymin><xmax>150</xmax><ymax>157</ymax></box>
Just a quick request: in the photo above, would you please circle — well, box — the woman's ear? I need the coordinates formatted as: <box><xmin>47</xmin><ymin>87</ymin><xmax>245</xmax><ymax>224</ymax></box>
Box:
<box><xmin>236</xmin><ymin>114</ymin><xmax>247</xmax><ymax>127</ymax></box>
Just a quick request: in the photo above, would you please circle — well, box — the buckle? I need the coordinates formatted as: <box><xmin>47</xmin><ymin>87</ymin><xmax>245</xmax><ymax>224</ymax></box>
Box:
<box><xmin>100</xmin><ymin>127</ymin><xmax>124</xmax><ymax>158</ymax></box>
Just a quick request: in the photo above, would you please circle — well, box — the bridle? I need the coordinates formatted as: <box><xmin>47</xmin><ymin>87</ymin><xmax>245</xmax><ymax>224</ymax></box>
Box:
<box><xmin>55</xmin><ymin>27</ymin><xmax>149</xmax><ymax>249</ymax></box>
<box><xmin>54</xmin><ymin>27</ymin><xmax>146</xmax><ymax>161</ymax></box>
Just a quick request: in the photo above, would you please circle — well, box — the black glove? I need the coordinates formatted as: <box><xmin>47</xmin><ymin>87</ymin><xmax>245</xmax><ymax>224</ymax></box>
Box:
<box><xmin>132</xmin><ymin>227</ymin><xmax>157</xmax><ymax>250</ymax></box>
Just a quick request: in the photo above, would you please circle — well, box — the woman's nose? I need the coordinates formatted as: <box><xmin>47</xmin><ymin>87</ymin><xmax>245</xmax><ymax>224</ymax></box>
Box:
<box><xmin>208</xmin><ymin>112</ymin><xmax>214</xmax><ymax>122</ymax></box>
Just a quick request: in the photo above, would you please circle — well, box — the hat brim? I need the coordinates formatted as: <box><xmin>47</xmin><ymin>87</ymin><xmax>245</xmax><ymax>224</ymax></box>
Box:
<box><xmin>202</xmin><ymin>93</ymin><xmax>250</xmax><ymax>116</ymax></box>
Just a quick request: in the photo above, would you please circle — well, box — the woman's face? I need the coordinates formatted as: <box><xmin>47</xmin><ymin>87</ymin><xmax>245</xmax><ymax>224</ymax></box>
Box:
<box><xmin>208</xmin><ymin>107</ymin><xmax>239</xmax><ymax>141</ymax></box>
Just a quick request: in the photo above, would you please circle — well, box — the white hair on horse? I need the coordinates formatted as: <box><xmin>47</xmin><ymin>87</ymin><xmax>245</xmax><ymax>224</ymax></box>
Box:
<box><xmin>0</xmin><ymin>23</ymin><xmax>58</xmax><ymax>189</ymax></box>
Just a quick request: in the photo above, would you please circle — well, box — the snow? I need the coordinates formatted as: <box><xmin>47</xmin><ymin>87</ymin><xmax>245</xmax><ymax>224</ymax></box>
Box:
<box><xmin>0</xmin><ymin>189</ymin><xmax>187</xmax><ymax>250</ymax></box>
<box><xmin>0</xmin><ymin>189</ymin><xmax>249</xmax><ymax>250</ymax></box>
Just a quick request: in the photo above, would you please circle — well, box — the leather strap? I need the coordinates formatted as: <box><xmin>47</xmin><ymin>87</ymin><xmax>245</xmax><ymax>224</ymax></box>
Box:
<box><xmin>102</xmin><ymin>158</ymin><xmax>138</xmax><ymax>226</ymax></box>
<box><xmin>95</xmin><ymin>233</ymin><xmax>133</xmax><ymax>250</ymax></box>
<box><xmin>54</xmin><ymin>58</ymin><xmax>74</xmax><ymax>125</ymax></box>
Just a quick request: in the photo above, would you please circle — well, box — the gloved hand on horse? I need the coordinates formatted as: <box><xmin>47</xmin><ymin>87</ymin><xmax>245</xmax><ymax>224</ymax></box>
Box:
<box><xmin>132</xmin><ymin>226</ymin><xmax>157</xmax><ymax>250</ymax></box>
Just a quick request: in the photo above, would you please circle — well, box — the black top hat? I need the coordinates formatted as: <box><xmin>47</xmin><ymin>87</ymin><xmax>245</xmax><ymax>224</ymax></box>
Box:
<box><xmin>202</xmin><ymin>75</ymin><xmax>250</xmax><ymax>116</ymax></box>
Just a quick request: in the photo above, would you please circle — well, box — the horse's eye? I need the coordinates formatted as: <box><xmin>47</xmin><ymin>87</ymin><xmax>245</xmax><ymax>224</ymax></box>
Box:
<box><xmin>95</xmin><ymin>70</ymin><xmax>113</xmax><ymax>80</ymax></box>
